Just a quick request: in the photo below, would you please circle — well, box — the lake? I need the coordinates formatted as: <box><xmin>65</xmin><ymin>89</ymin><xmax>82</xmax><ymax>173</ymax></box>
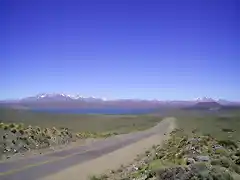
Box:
<box><xmin>31</xmin><ymin>108</ymin><xmax>159</xmax><ymax>115</ymax></box>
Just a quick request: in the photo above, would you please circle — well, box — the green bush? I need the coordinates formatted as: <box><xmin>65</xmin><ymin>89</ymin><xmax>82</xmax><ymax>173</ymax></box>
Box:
<box><xmin>16</xmin><ymin>123</ymin><xmax>24</xmax><ymax>130</ymax></box>
<box><xmin>222</xmin><ymin>128</ymin><xmax>235</xmax><ymax>132</ymax></box>
<box><xmin>19</xmin><ymin>129</ymin><xmax>25</xmax><ymax>135</ymax></box>
<box><xmin>9</xmin><ymin>123</ymin><xmax>16</xmax><ymax>128</ymax></box>
<box><xmin>3</xmin><ymin>124</ymin><xmax>9</xmax><ymax>130</ymax></box>
<box><xmin>217</xmin><ymin>140</ymin><xmax>238</xmax><ymax>149</ymax></box>
<box><xmin>211</xmin><ymin>159</ymin><xmax>221</xmax><ymax>166</ymax></box>
<box><xmin>210</xmin><ymin>166</ymin><xmax>234</xmax><ymax>180</ymax></box>
<box><xmin>215</xmin><ymin>147</ymin><xmax>229</xmax><ymax>157</ymax></box>
<box><xmin>220</xmin><ymin>157</ymin><xmax>231</xmax><ymax>168</ymax></box>
<box><xmin>0</xmin><ymin>122</ymin><xmax>4</xmax><ymax>128</ymax></box>
<box><xmin>231</xmin><ymin>163</ymin><xmax>240</xmax><ymax>174</ymax></box>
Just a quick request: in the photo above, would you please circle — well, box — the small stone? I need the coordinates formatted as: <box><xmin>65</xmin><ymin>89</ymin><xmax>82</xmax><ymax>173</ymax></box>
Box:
<box><xmin>133</xmin><ymin>165</ymin><xmax>139</xmax><ymax>171</ymax></box>
<box><xmin>186</xmin><ymin>158</ymin><xmax>196</xmax><ymax>165</ymax></box>
<box><xmin>195</xmin><ymin>155</ymin><xmax>210</xmax><ymax>162</ymax></box>
<box><xmin>213</xmin><ymin>144</ymin><xmax>223</xmax><ymax>150</ymax></box>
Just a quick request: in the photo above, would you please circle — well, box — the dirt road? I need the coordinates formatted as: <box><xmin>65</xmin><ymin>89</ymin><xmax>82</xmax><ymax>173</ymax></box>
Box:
<box><xmin>0</xmin><ymin>117</ymin><xmax>176</xmax><ymax>180</ymax></box>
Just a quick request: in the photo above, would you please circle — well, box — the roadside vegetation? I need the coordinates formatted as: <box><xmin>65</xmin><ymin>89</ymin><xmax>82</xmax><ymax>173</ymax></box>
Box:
<box><xmin>90</xmin><ymin>129</ymin><xmax>240</xmax><ymax>180</ymax></box>
<box><xmin>0</xmin><ymin>108</ymin><xmax>163</xmax><ymax>160</ymax></box>
<box><xmin>90</xmin><ymin>109</ymin><xmax>240</xmax><ymax>180</ymax></box>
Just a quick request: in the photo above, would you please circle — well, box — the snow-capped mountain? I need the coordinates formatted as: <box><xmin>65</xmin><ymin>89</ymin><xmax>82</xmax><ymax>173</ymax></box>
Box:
<box><xmin>19</xmin><ymin>94</ymin><xmax>238</xmax><ymax>104</ymax></box>
<box><xmin>195</xmin><ymin>97</ymin><xmax>216</xmax><ymax>102</ymax></box>
<box><xmin>193</xmin><ymin>97</ymin><xmax>240</xmax><ymax>105</ymax></box>
<box><xmin>21</xmin><ymin>93</ymin><xmax>106</xmax><ymax>102</ymax></box>
<box><xmin>1</xmin><ymin>93</ymin><xmax>239</xmax><ymax>110</ymax></box>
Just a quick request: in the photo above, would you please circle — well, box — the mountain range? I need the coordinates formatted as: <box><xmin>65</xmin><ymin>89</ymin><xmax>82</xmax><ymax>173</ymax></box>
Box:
<box><xmin>0</xmin><ymin>93</ymin><xmax>239</xmax><ymax>110</ymax></box>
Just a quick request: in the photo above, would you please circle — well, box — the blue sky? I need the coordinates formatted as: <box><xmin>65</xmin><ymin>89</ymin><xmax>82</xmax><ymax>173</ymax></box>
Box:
<box><xmin>0</xmin><ymin>0</ymin><xmax>239</xmax><ymax>100</ymax></box>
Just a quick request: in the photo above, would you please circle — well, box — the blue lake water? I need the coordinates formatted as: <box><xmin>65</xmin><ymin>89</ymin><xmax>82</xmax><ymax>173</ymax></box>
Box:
<box><xmin>31</xmin><ymin>108</ymin><xmax>159</xmax><ymax>115</ymax></box>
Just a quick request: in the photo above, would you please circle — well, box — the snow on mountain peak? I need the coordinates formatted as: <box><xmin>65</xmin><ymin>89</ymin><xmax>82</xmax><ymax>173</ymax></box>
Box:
<box><xmin>28</xmin><ymin>93</ymin><xmax>107</xmax><ymax>101</ymax></box>
<box><xmin>195</xmin><ymin>97</ymin><xmax>216</xmax><ymax>102</ymax></box>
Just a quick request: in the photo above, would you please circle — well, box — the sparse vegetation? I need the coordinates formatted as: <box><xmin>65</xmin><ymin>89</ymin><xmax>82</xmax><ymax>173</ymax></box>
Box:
<box><xmin>0</xmin><ymin>108</ymin><xmax>162</xmax><ymax>133</ymax></box>
<box><xmin>89</xmin><ymin>109</ymin><xmax>240</xmax><ymax>180</ymax></box>
<box><xmin>0</xmin><ymin>122</ymin><xmax>80</xmax><ymax>159</ymax></box>
<box><xmin>0</xmin><ymin>109</ymin><xmax>163</xmax><ymax>160</ymax></box>
<box><xmin>1</xmin><ymin>107</ymin><xmax>240</xmax><ymax>179</ymax></box>
<box><xmin>172</xmin><ymin>109</ymin><xmax>240</xmax><ymax>141</ymax></box>
<box><xmin>91</xmin><ymin>128</ymin><xmax>240</xmax><ymax>179</ymax></box>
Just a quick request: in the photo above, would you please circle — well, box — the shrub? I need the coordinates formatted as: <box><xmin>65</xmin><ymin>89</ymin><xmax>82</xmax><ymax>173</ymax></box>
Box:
<box><xmin>9</xmin><ymin>123</ymin><xmax>15</xmax><ymax>128</ymax></box>
<box><xmin>215</xmin><ymin>147</ymin><xmax>229</xmax><ymax>157</ymax></box>
<box><xmin>36</xmin><ymin>127</ymin><xmax>41</xmax><ymax>132</ymax></box>
<box><xmin>235</xmin><ymin>158</ymin><xmax>240</xmax><ymax>165</ymax></box>
<box><xmin>210</xmin><ymin>166</ymin><xmax>234</xmax><ymax>180</ymax></box>
<box><xmin>145</xmin><ymin>150</ymin><xmax>150</xmax><ymax>155</ymax></box>
<box><xmin>235</xmin><ymin>150</ymin><xmax>240</xmax><ymax>157</ymax></box>
<box><xmin>89</xmin><ymin>175</ymin><xmax>101</xmax><ymax>180</ymax></box>
<box><xmin>19</xmin><ymin>129</ymin><xmax>25</xmax><ymax>135</ymax></box>
<box><xmin>217</xmin><ymin>140</ymin><xmax>238</xmax><ymax>149</ymax></box>
<box><xmin>192</xmin><ymin>128</ymin><xmax>199</xmax><ymax>134</ymax></box>
<box><xmin>220</xmin><ymin>157</ymin><xmax>231</xmax><ymax>168</ymax></box>
<box><xmin>231</xmin><ymin>163</ymin><xmax>240</xmax><ymax>174</ymax></box>
<box><xmin>211</xmin><ymin>159</ymin><xmax>222</xmax><ymax>166</ymax></box>
<box><xmin>12</xmin><ymin>140</ymin><xmax>16</xmax><ymax>145</ymax></box>
<box><xmin>152</xmin><ymin>145</ymin><xmax>157</xmax><ymax>149</ymax></box>
<box><xmin>76</xmin><ymin>133</ymin><xmax>83</xmax><ymax>138</ymax></box>
<box><xmin>0</xmin><ymin>122</ymin><xmax>4</xmax><ymax>128</ymax></box>
<box><xmin>222</xmin><ymin>128</ymin><xmax>235</xmax><ymax>132</ymax></box>
<box><xmin>11</xmin><ymin>128</ymin><xmax>17</xmax><ymax>134</ymax></box>
<box><xmin>41</xmin><ymin>132</ymin><xmax>46</xmax><ymax>137</ymax></box>
<box><xmin>99</xmin><ymin>174</ymin><xmax>108</xmax><ymax>179</ymax></box>
<box><xmin>3</xmin><ymin>124</ymin><xmax>9</xmax><ymax>130</ymax></box>
<box><xmin>16</xmin><ymin>123</ymin><xmax>24</xmax><ymax>130</ymax></box>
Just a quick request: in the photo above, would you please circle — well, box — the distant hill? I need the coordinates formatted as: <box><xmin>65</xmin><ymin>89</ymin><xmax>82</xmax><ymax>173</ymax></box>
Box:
<box><xmin>184</xmin><ymin>98</ymin><xmax>223</xmax><ymax>110</ymax></box>
<box><xmin>193</xmin><ymin>101</ymin><xmax>222</xmax><ymax>109</ymax></box>
<box><xmin>0</xmin><ymin>94</ymin><xmax>240</xmax><ymax>110</ymax></box>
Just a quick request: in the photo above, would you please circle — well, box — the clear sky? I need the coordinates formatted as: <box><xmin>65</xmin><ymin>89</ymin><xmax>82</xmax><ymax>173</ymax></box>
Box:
<box><xmin>0</xmin><ymin>0</ymin><xmax>239</xmax><ymax>100</ymax></box>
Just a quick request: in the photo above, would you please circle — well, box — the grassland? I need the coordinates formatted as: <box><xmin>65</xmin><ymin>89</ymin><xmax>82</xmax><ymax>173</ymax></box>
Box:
<box><xmin>0</xmin><ymin>108</ymin><xmax>163</xmax><ymax>134</ymax></box>
<box><xmin>0</xmin><ymin>107</ymin><xmax>163</xmax><ymax>160</ymax></box>
<box><xmin>1</xmin><ymin>106</ymin><xmax>240</xmax><ymax>179</ymax></box>
<box><xmin>169</xmin><ymin>109</ymin><xmax>240</xmax><ymax>141</ymax></box>
<box><xmin>90</xmin><ymin>108</ymin><xmax>240</xmax><ymax>180</ymax></box>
